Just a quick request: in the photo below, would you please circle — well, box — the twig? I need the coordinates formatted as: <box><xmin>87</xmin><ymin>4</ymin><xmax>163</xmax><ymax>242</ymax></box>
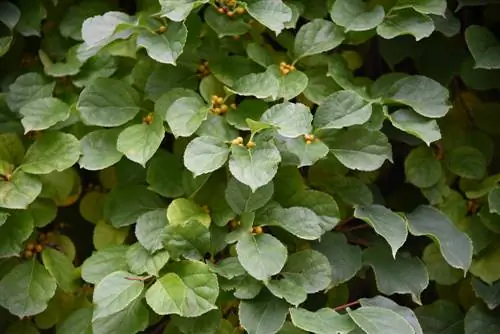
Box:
<box><xmin>334</xmin><ymin>300</ymin><xmax>360</xmax><ymax>312</ymax></box>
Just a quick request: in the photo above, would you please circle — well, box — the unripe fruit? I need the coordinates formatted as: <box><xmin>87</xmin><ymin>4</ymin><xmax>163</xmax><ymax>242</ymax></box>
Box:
<box><xmin>231</xmin><ymin>137</ymin><xmax>244</xmax><ymax>145</ymax></box>
<box><xmin>227</xmin><ymin>11</ymin><xmax>235</xmax><ymax>17</ymax></box>
<box><xmin>157</xmin><ymin>25</ymin><xmax>167</xmax><ymax>34</ymax></box>
<box><xmin>246</xmin><ymin>141</ymin><xmax>256</xmax><ymax>149</ymax></box>
<box><xmin>252</xmin><ymin>226</ymin><xmax>263</xmax><ymax>234</ymax></box>
<box><xmin>26</xmin><ymin>242</ymin><xmax>35</xmax><ymax>251</ymax></box>
<box><xmin>230</xmin><ymin>103</ymin><xmax>237</xmax><ymax>110</ymax></box>
<box><xmin>235</xmin><ymin>7</ymin><xmax>246</xmax><ymax>14</ymax></box>
<box><xmin>24</xmin><ymin>250</ymin><xmax>33</xmax><ymax>258</ymax></box>
<box><xmin>35</xmin><ymin>244</ymin><xmax>44</xmax><ymax>253</ymax></box>
<box><xmin>213</xmin><ymin>107</ymin><xmax>221</xmax><ymax>114</ymax></box>
<box><xmin>220</xmin><ymin>104</ymin><xmax>228</xmax><ymax>113</ymax></box>
<box><xmin>217</xmin><ymin>7</ymin><xmax>225</xmax><ymax>14</ymax></box>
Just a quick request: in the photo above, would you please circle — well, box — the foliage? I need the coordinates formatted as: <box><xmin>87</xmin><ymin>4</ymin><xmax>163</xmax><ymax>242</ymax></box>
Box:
<box><xmin>1</xmin><ymin>0</ymin><xmax>500</xmax><ymax>333</ymax></box>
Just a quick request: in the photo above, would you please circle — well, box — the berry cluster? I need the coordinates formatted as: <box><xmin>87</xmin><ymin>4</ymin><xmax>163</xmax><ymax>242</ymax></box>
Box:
<box><xmin>23</xmin><ymin>232</ymin><xmax>56</xmax><ymax>258</ymax></box>
<box><xmin>231</xmin><ymin>136</ymin><xmax>256</xmax><ymax>149</ymax></box>
<box><xmin>197</xmin><ymin>60</ymin><xmax>210</xmax><ymax>78</ymax></box>
<box><xmin>304</xmin><ymin>134</ymin><xmax>315</xmax><ymax>145</ymax></box>
<box><xmin>143</xmin><ymin>112</ymin><xmax>154</xmax><ymax>125</ymax></box>
<box><xmin>279</xmin><ymin>62</ymin><xmax>296</xmax><ymax>75</ymax></box>
<box><xmin>215</xmin><ymin>0</ymin><xmax>246</xmax><ymax>17</ymax></box>
<box><xmin>211</xmin><ymin>95</ymin><xmax>236</xmax><ymax>115</ymax></box>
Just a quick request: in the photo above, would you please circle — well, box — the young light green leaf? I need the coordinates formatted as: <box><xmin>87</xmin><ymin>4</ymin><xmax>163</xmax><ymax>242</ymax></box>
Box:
<box><xmin>388</xmin><ymin>108</ymin><xmax>441</xmax><ymax>145</ymax></box>
<box><xmin>167</xmin><ymin>198</ymin><xmax>211</xmax><ymax>227</ymax></box>
<box><xmin>465</xmin><ymin>25</ymin><xmax>500</xmax><ymax>70</ymax></box>
<box><xmin>348</xmin><ymin>306</ymin><xmax>416</xmax><ymax>334</ymax></box>
<box><xmin>21</xmin><ymin>132</ymin><xmax>80</xmax><ymax>175</ymax></box>
<box><xmin>159</xmin><ymin>0</ymin><xmax>209</xmax><ymax>21</ymax></box>
<box><xmin>330</xmin><ymin>0</ymin><xmax>385</xmax><ymax>32</ymax></box>
<box><xmin>81</xmin><ymin>246</ymin><xmax>128</xmax><ymax>284</ymax></box>
<box><xmin>79</xmin><ymin>128</ymin><xmax>123</xmax><ymax>171</ymax></box>
<box><xmin>126</xmin><ymin>243</ymin><xmax>170</xmax><ymax>277</ymax></box>
<box><xmin>77</xmin><ymin>78</ymin><xmax>141</xmax><ymax>127</ymax></box>
<box><xmin>293</xmin><ymin>19</ymin><xmax>345</xmax><ymax>60</ymax></box>
<box><xmin>166</xmin><ymin>96</ymin><xmax>209</xmax><ymax>137</ymax></box>
<box><xmin>236</xmin><ymin>233</ymin><xmax>287</xmax><ymax>280</ymax></box>
<box><xmin>92</xmin><ymin>270</ymin><xmax>144</xmax><ymax>320</ymax></box>
<box><xmin>117</xmin><ymin>118</ymin><xmax>165</xmax><ymax>167</ymax></box>
<box><xmin>363</xmin><ymin>245</ymin><xmax>429</xmax><ymax>303</ymax></box>
<box><xmin>93</xmin><ymin>220</ymin><xmax>128</xmax><ymax>250</ymax></box>
<box><xmin>377</xmin><ymin>9</ymin><xmax>434</xmax><ymax>41</ymax></box>
<box><xmin>6</xmin><ymin>73</ymin><xmax>55</xmax><ymax>112</ymax></box>
<box><xmin>406</xmin><ymin>205</ymin><xmax>473</xmax><ymax>271</ymax></box>
<box><xmin>0</xmin><ymin>260</ymin><xmax>57</xmax><ymax>318</ymax></box>
<box><xmin>41</xmin><ymin>248</ymin><xmax>78</xmax><ymax>292</ymax></box>
<box><xmin>135</xmin><ymin>209</ymin><xmax>168</xmax><ymax>253</ymax></box>
<box><xmin>137</xmin><ymin>22</ymin><xmax>187</xmax><ymax>65</ymax></box>
<box><xmin>444</xmin><ymin>146</ymin><xmax>486</xmax><ymax>180</ymax></box>
<box><xmin>404</xmin><ymin>146</ymin><xmax>442</xmax><ymax>188</ymax></box>
<box><xmin>355</xmin><ymin>204</ymin><xmax>408</xmax><ymax>258</ymax></box>
<box><xmin>19</xmin><ymin>97</ymin><xmax>70</xmax><ymax>133</ymax></box>
<box><xmin>243</xmin><ymin>0</ymin><xmax>292</xmax><ymax>34</ymax></box>
<box><xmin>184</xmin><ymin>136</ymin><xmax>230</xmax><ymax>176</ymax></box>
<box><xmin>239</xmin><ymin>293</ymin><xmax>289</xmax><ymax>334</ymax></box>
<box><xmin>229</xmin><ymin>140</ymin><xmax>281</xmax><ymax>192</ymax></box>
<box><xmin>225</xmin><ymin>177</ymin><xmax>274</xmax><ymax>214</ymax></box>
<box><xmin>0</xmin><ymin>211</ymin><xmax>33</xmax><ymax>258</ymax></box>
<box><xmin>261</xmin><ymin>102</ymin><xmax>312</xmax><ymax>138</ymax></box>
<box><xmin>313</xmin><ymin>90</ymin><xmax>372</xmax><ymax>130</ymax></box>
<box><xmin>290</xmin><ymin>308</ymin><xmax>356</xmax><ymax>334</ymax></box>
<box><xmin>145</xmin><ymin>260</ymin><xmax>218</xmax><ymax>317</ymax></box>
<box><xmin>0</xmin><ymin>171</ymin><xmax>42</xmax><ymax>209</ymax></box>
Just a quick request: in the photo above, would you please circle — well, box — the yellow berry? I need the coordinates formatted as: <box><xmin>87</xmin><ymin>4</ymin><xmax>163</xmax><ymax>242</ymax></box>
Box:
<box><xmin>281</xmin><ymin>68</ymin><xmax>290</xmax><ymax>75</ymax></box>
<box><xmin>26</xmin><ymin>242</ymin><xmax>35</xmax><ymax>251</ymax></box>
<box><xmin>35</xmin><ymin>244</ymin><xmax>43</xmax><ymax>253</ymax></box>
<box><xmin>24</xmin><ymin>250</ymin><xmax>33</xmax><ymax>258</ymax></box>
<box><xmin>157</xmin><ymin>25</ymin><xmax>167</xmax><ymax>33</ymax></box>
<box><xmin>235</xmin><ymin>7</ymin><xmax>246</xmax><ymax>14</ymax></box>
<box><xmin>213</xmin><ymin>107</ymin><xmax>221</xmax><ymax>114</ymax></box>
<box><xmin>230</xmin><ymin>103</ymin><xmax>237</xmax><ymax>110</ymax></box>
<box><xmin>217</xmin><ymin>7</ymin><xmax>225</xmax><ymax>14</ymax></box>
<box><xmin>216</xmin><ymin>97</ymin><xmax>224</xmax><ymax>104</ymax></box>
<box><xmin>252</xmin><ymin>226</ymin><xmax>263</xmax><ymax>234</ymax></box>
<box><xmin>227</xmin><ymin>11</ymin><xmax>235</xmax><ymax>17</ymax></box>
<box><xmin>220</xmin><ymin>104</ymin><xmax>228</xmax><ymax>113</ymax></box>
<box><xmin>246</xmin><ymin>141</ymin><xmax>256</xmax><ymax>149</ymax></box>
<box><xmin>231</xmin><ymin>137</ymin><xmax>244</xmax><ymax>145</ymax></box>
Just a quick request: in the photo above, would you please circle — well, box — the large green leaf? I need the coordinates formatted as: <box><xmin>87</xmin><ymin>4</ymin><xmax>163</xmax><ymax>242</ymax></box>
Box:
<box><xmin>465</xmin><ymin>25</ymin><xmax>500</xmax><ymax>70</ymax></box>
<box><xmin>330</xmin><ymin>0</ymin><xmax>385</xmax><ymax>32</ymax></box>
<box><xmin>159</xmin><ymin>0</ymin><xmax>209</xmax><ymax>21</ymax></box>
<box><xmin>388</xmin><ymin>108</ymin><xmax>441</xmax><ymax>145</ymax></box>
<box><xmin>167</xmin><ymin>198</ymin><xmax>211</xmax><ymax>227</ymax></box>
<box><xmin>92</xmin><ymin>298</ymin><xmax>148</xmax><ymax>334</ymax></box>
<box><xmin>239</xmin><ymin>293</ymin><xmax>289</xmax><ymax>334</ymax></box>
<box><xmin>290</xmin><ymin>308</ymin><xmax>355</xmax><ymax>334</ymax></box>
<box><xmin>363</xmin><ymin>245</ymin><xmax>429</xmax><ymax>303</ymax></box>
<box><xmin>77</xmin><ymin>78</ymin><xmax>141</xmax><ymax>127</ymax></box>
<box><xmin>293</xmin><ymin>19</ymin><xmax>345</xmax><ymax>60</ymax></box>
<box><xmin>0</xmin><ymin>259</ymin><xmax>57</xmax><ymax>318</ymax></box>
<box><xmin>19</xmin><ymin>98</ymin><xmax>70</xmax><ymax>133</ymax></box>
<box><xmin>145</xmin><ymin>260</ymin><xmax>218</xmax><ymax>317</ymax></box>
<box><xmin>146</xmin><ymin>150</ymin><xmax>185</xmax><ymax>198</ymax></box>
<box><xmin>394</xmin><ymin>0</ymin><xmax>446</xmax><ymax>15</ymax></box>
<box><xmin>347</xmin><ymin>306</ymin><xmax>416</xmax><ymax>334</ymax></box>
<box><xmin>79</xmin><ymin>129</ymin><xmax>123</xmax><ymax>171</ymax></box>
<box><xmin>0</xmin><ymin>211</ymin><xmax>33</xmax><ymax>258</ymax></box>
<box><xmin>6</xmin><ymin>73</ymin><xmax>55</xmax><ymax>112</ymax></box>
<box><xmin>261</xmin><ymin>206</ymin><xmax>326</xmax><ymax>240</ymax></box>
<box><xmin>0</xmin><ymin>133</ymin><xmax>25</xmax><ymax>165</ymax></box>
<box><xmin>137</xmin><ymin>22</ymin><xmax>187</xmax><ymax>65</ymax></box>
<box><xmin>81</xmin><ymin>245</ymin><xmax>128</xmax><ymax>284</ymax></box>
<box><xmin>135</xmin><ymin>209</ymin><xmax>168</xmax><ymax>253</ymax></box>
<box><xmin>184</xmin><ymin>136</ymin><xmax>230</xmax><ymax>176</ymax></box>
<box><xmin>243</xmin><ymin>0</ymin><xmax>292</xmax><ymax>34</ymax></box>
<box><xmin>236</xmin><ymin>233</ymin><xmax>287</xmax><ymax>280</ymax></box>
<box><xmin>406</xmin><ymin>205</ymin><xmax>473</xmax><ymax>271</ymax></box>
<box><xmin>41</xmin><ymin>248</ymin><xmax>78</xmax><ymax>293</ymax></box>
<box><xmin>166</xmin><ymin>96</ymin><xmax>209</xmax><ymax>137</ymax></box>
<box><xmin>444</xmin><ymin>146</ymin><xmax>486</xmax><ymax>180</ymax></box>
<box><xmin>57</xmin><ymin>308</ymin><xmax>92</xmax><ymax>334</ymax></box>
<box><xmin>20</xmin><ymin>132</ymin><xmax>80</xmax><ymax>175</ymax></box>
<box><xmin>261</xmin><ymin>102</ymin><xmax>312</xmax><ymax>138</ymax></box>
<box><xmin>0</xmin><ymin>171</ymin><xmax>42</xmax><ymax>209</ymax></box>
<box><xmin>231</xmin><ymin>69</ymin><xmax>280</xmax><ymax>100</ymax></box>
<box><xmin>377</xmin><ymin>9</ymin><xmax>434</xmax><ymax>41</ymax></box>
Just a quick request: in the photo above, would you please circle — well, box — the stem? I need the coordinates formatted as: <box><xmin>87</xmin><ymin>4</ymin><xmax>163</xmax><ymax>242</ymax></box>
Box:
<box><xmin>334</xmin><ymin>300</ymin><xmax>360</xmax><ymax>312</ymax></box>
<box><xmin>125</xmin><ymin>275</ymin><xmax>153</xmax><ymax>281</ymax></box>
<box><xmin>347</xmin><ymin>237</ymin><xmax>370</xmax><ymax>247</ymax></box>
<box><xmin>335</xmin><ymin>216</ymin><xmax>355</xmax><ymax>230</ymax></box>
<box><xmin>338</xmin><ymin>224</ymin><xmax>372</xmax><ymax>232</ymax></box>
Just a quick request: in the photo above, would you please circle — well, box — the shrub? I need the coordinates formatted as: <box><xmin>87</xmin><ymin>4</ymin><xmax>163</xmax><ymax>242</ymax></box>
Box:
<box><xmin>1</xmin><ymin>0</ymin><xmax>500</xmax><ymax>332</ymax></box>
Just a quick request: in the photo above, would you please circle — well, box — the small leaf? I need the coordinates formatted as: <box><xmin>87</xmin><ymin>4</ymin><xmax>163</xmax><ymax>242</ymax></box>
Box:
<box><xmin>135</xmin><ymin>209</ymin><xmax>168</xmax><ymax>253</ymax></box>
<box><xmin>290</xmin><ymin>308</ymin><xmax>355</xmax><ymax>334</ymax></box>
<box><xmin>355</xmin><ymin>204</ymin><xmax>408</xmax><ymax>258</ymax></box>
<box><xmin>239</xmin><ymin>293</ymin><xmax>289</xmax><ymax>334</ymax></box>
<box><xmin>137</xmin><ymin>22</ymin><xmax>187</xmax><ymax>65</ymax></box>
<box><xmin>236</xmin><ymin>233</ymin><xmax>287</xmax><ymax>281</ymax></box>
<box><xmin>0</xmin><ymin>259</ymin><xmax>57</xmax><ymax>318</ymax></box>
<box><xmin>0</xmin><ymin>211</ymin><xmax>33</xmax><ymax>258</ymax></box>
<box><xmin>313</xmin><ymin>90</ymin><xmax>372</xmax><ymax>130</ymax></box>
<box><xmin>77</xmin><ymin>78</ymin><xmax>141</xmax><ymax>127</ymax></box>
<box><xmin>225</xmin><ymin>177</ymin><xmax>273</xmax><ymax>214</ymax></box>
<box><xmin>205</xmin><ymin>7</ymin><xmax>250</xmax><ymax>37</ymax></box>
<box><xmin>21</xmin><ymin>132</ymin><xmax>80</xmax><ymax>175</ymax></box>
<box><xmin>261</xmin><ymin>102</ymin><xmax>312</xmax><ymax>138</ymax></box>
<box><xmin>244</xmin><ymin>0</ymin><xmax>292</xmax><ymax>34</ymax></box>
<box><xmin>293</xmin><ymin>19</ymin><xmax>345</xmax><ymax>60</ymax></box>
<box><xmin>388</xmin><ymin>108</ymin><xmax>441</xmax><ymax>145</ymax></box>
<box><xmin>377</xmin><ymin>9</ymin><xmax>434</xmax><ymax>41</ymax></box>
<box><xmin>79</xmin><ymin>129</ymin><xmax>123</xmax><ymax>171</ymax></box>
<box><xmin>471</xmin><ymin>277</ymin><xmax>500</xmax><ymax>310</ymax></box>
<box><xmin>444</xmin><ymin>146</ymin><xmax>486</xmax><ymax>180</ymax></box>
<box><xmin>6</xmin><ymin>73</ymin><xmax>55</xmax><ymax>112</ymax></box>
<box><xmin>347</xmin><ymin>306</ymin><xmax>416</xmax><ymax>334</ymax></box>
<box><xmin>404</xmin><ymin>146</ymin><xmax>442</xmax><ymax>188</ymax></box>
<box><xmin>93</xmin><ymin>220</ymin><xmax>128</xmax><ymax>250</ymax></box>
<box><xmin>19</xmin><ymin>97</ymin><xmax>70</xmax><ymax>133</ymax></box>
<box><xmin>167</xmin><ymin>198</ymin><xmax>211</xmax><ymax>227</ymax></box>
<box><xmin>406</xmin><ymin>205</ymin><xmax>473</xmax><ymax>271</ymax></box>
<box><xmin>166</xmin><ymin>96</ymin><xmax>209</xmax><ymax>137</ymax></box>
<box><xmin>145</xmin><ymin>260</ymin><xmax>218</xmax><ymax>317</ymax></box>
<box><xmin>276</xmin><ymin>135</ymin><xmax>329</xmax><ymax>168</ymax></box>
<box><xmin>422</xmin><ymin>243</ymin><xmax>462</xmax><ymax>285</ymax></box>
<box><xmin>0</xmin><ymin>171</ymin><xmax>42</xmax><ymax>209</ymax></box>
<box><xmin>92</xmin><ymin>298</ymin><xmax>148</xmax><ymax>334</ymax></box>
<box><xmin>184</xmin><ymin>136</ymin><xmax>230</xmax><ymax>176</ymax></box>
<box><xmin>126</xmin><ymin>243</ymin><xmax>170</xmax><ymax>276</ymax></box>
<box><xmin>41</xmin><ymin>248</ymin><xmax>78</xmax><ymax>292</ymax></box>
<box><xmin>330</xmin><ymin>0</ymin><xmax>385</xmax><ymax>32</ymax></box>
<box><xmin>465</xmin><ymin>25</ymin><xmax>500</xmax><ymax>70</ymax></box>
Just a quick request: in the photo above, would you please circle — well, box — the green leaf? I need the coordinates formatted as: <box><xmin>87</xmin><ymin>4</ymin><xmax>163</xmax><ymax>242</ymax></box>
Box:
<box><xmin>231</xmin><ymin>70</ymin><xmax>280</xmax><ymax>100</ymax></box>
<box><xmin>208</xmin><ymin>257</ymin><xmax>246</xmax><ymax>279</ymax></box>
<box><xmin>59</xmin><ymin>1</ymin><xmax>113</xmax><ymax>40</ymax></box>
<box><xmin>229</xmin><ymin>139</ymin><xmax>281</xmax><ymax>192</ymax></box>
<box><xmin>137</xmin><ymin>22</ymin><xmax>187</xmax><ymax>65</ymax></box>
<box><xmin>383</xmin><ymin>75</ymin><xmax>450</xmax><ymax>118</ymax></box>
<box><xmin>117</xmin><ymin>118</ymin><xmax>165</xmax><ymax>167</ymax></box>
<box><xmin>77</xmin><ymin>78</ymin><xmax>141</xmax><ymax>127</ymax></box>
<box><xmin>415</xmin><ymin>300</ymin><xmax>464</xmax><ymax>334</ymax></box>
<box><xmin>15</xmin><ymin>0</ymin><xmax>46</xmax><ymax>37</ymax></box>
<box><xmin>145</xmin><ymin>260</ymin><xmax>218</xmax><ymax>317</ymax></box>
<box><xmin>104</xmin><ymin>185</ymin><xmax>164</xmax><ymax>228</ymax></box>
<box><xmin>394</xmin><ymin>0</ymin><xmax>446</xmax><ymax>15</ymax></box>
<box><xmin>166</xmin><ymin>96</ymin><xmax>209</xmax><ymax>137</ymax></box>
<box><xmin>465</xmin><ymin>25</ymin><xmax>500</xmax><ymax>70</ymax></box>
<box><xmin>6</xmin><ymin>73</ymin><xmax>55</xmax><ymax>112</ymax></box>
<box><xmin>471</xmin><ymin>277</ymin><xmax>500</xmax><ymax>310</ymax></box>
<box><xmin>159</xmin><ymin>0</ymin><xmax>209</xmax><ymax>21</ymax></box>
<box><xmin>323</xmin><ymin>127</ymin><xmax>392</xmax><ymax>171</ymax></box>
<box><xmin>79</xmin><ymin>191</ymin><xmax>105</xmax><ymax>223</ymax></box>
<box><xmin>406</xmin><ymin>205</ymin><xmax>473</xmax><ymax>271</ymax></box>
<box><xmin>163</xmin><ymin>220</ymin><xmax>210</xmax><ymax>259</ymax></box>
<box><xmin>184</xmin><ymin>136</ymin><xmax>230</xmax><ymax>176</ymax></box>
<box><xmin>79</xmin><ymin>129</ymin><xmax>123</xmax><ymax>171</ymax></box>
<box><xmin>135</xmin><ymin>209</ymin><xmax>168</xmax><ymax>253</ymax></box>
<box><xmin>388</xmin><ymin>108</ymin><xmax>441</xmax><ymax>145</ymax></box>
<box><xmin>93</xmin><ymin>220</ymin><xmax>128</xmax><ymax>250</ymax></box>
<box><xmin>267</xmin><ymin>66</ymin><xmax>309</xmax><ymax>101</ymax></box>
<box><xmin>0</xmin><ymin>133</ymin><xmax>25</xmax><ymax>165</ymax></box>
<box><xmin>363</xmin><ymin>244</ymin><xmax>429</xmax><ymax>303</ymax></box>
<box><xmin>236</xmin><ymin>233</ymin><xmax>287</xmax><ymax>280</ymax></box>
<box><xmin>0</xmin><ymin>171</ymin><xmax>42</xmax><ymax>209</ymax></box>
<box><xmin>81</xmin><ymin>11</ymin><xmax>133</xmax><ymax>49</ymax></box>
<box><xmin>290</xmin><ymin>308</ymin><xmax>355</xmax><ymax>334</ymax></box>
<box><xmin>92</xmin><ymin>297</ymin><xmax>148</xmax><ymax>334</ymax></box>
<box><xmin>313</xmin><ymin>232</ymin><xmax>362</xmax><ymax>287</ymax></box>
<box><xmin>126</xmin><ymin>243</ymin><xmax>170</xmax><ymax>276</ymax></box>
<box><xmin>404</xmin><ymin>146</ymin><xmax>442</xmax><ymax>188</ymax></box>
<box><xmin>167</xmin><ymin>198</ymin><xmax>211</xmax><ymax>227</ymax></box>
<box><xmin>354</xmin><ymin>204</ymin><xmax>408</xmax><ymax>257</ymax></box>
<box><xmin>19</xmin><ymin>98</ymin><xmax>70</xmax><ymax>133</ymax></box>
<box><xmin>262</xmin><ymin>206</ymin><xmax>325</xmax><ymax>240</ymax></box>
<box><xmin>0</xmin><ymin>259</ymin><xmax>57</xmax><ymax>318</ymax></box>
<box><xmin>41</xmin><ymin>248</ymin><xmax>77</xmax><ymax>292</ymax></box>
<box><xmin>0</xmin><ymin>211</ymin><xmax>33</xmax><ymax>258</ymax></box>
<box><xmin>171</xmin><ymin>310</ymin><xmax>222</xmax><ymax>334</ymax></box>
<box><xmin>470</xmin><ymin>244</ymin><xmax>500</xmax><ymax>284</ymax></box>
<box><xmin>81</xmin><ymin>245</ymin><xmax>128</xmax><ymax>284</ymax></box>
<box><xmin>465</xmin><ymin>305</ymin><xmax>500</xmax><ymax>334</ymax></box>
<box><xmin>57</xmin><ymin>308</ymin><xmax>92</xmax><ymax>334</ymax></box>
<box><xmin>488</xmin><ymin>188</ymin><xmax>500</xmax><ymax>214</ymax></box>
<box><xmin>377</xmin><ymin>9</ymin><xmax>434</xmax><ymax>41</ymax></box>
<box><xmin>20</xmin><ymin>132</ymin><xmax>80</xmax><ymax>175</ymax></box>
<box><xmin>444</xmin><ymin>146</ymin><xmax>486</xmax><ymax>180</ymax></box>
<box><xmin>205</xmin><ymin>8</ymin><xmax>250</xmax><ymax>37</ymax></box>
<box><xmin>239</xmin><ymin>293</ymin><xmax>289</xmax><ymax>334</ymax></box>
<box><xmin>276</xmin><ymin>135</ymin><xmax>329</xmax><ymax>167</ymax></box>
<box><xmin>314</xmin><ymin>90</ymin><xmax>372</xmax><ymax>130</ymax></box>
<box><xmin>225</xmin><ymin>177</ymin><xmax>273</xmax><ymax>214</ymax></box>
<box><xmin>293</xmin><ymin>19</ymin><xmax>345</xmax><ymax>60</ymax></box>
<box><xmin>330</xmin><ymin>0</ymin><xmax>385</xmax><ymax>32</ymax></box>
<box><xmin>422</xmin><ymin>243</ymin><xmax>462</xmax><ymax>285</ymax></box>
<box><xmin>347</xmin><ymin>306</ymin><xmax>415</xmax><ymax>334</ymax></box>
<box><xmin>243</xmin><ymin>0</ymin><xmax>293</xmax><ymax>34</ymax></box>
<box><xmin>146</xmin><ymin>150</ymin><xmax>185</xmax><ymax>198</ymax></box>
<box><xmin>0</xmin><ymin>2</ymin><xmax>21</xmax><ymax>30</ymax></box>
<box><xmin>246</xmin><ymin>43</ymin><xmax>274</xmax><ymax>68</ymax></box>
<box><xmin>261</xmin><ymin>102</ymin><xmax>312</xmax><ymax>138</ymax></box>
<box><xmin>92</xmin><ymin>270</ymin><xmax>144</xmax><ymax>320</ymax></box>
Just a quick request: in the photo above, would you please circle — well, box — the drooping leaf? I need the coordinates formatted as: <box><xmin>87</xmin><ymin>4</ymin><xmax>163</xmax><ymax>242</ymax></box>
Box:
<box><xmin>260</xmin><ymin>102</ymin><xmax>312</xmax><ymax>138</ymax></box>
<box><xmin>0</xmin><ymin>211</ymin><xmax>33</xmax><ymax>258</ymax></box>
<box><xmin>184</xmin><ymin>136</ymin><xmax>230</xmax><ymax>176</ymax></box>
<box><xmin>137</xmin><ymin>22</ymin><xmax>188</xmax><ymax>65</ymax></box>
<box><xmin>330</xmin><ymin>0</ymin><xmax>385</xmax><ymax>32</ymax></box>
<box><xmin>388</xmin><ymin>109</ymin><xmax>441</xmax><ymax>145</ymax></box>
<box><xmin>293</xmin><ymin>19</ymin><xmax>345</xmax><ymax>60</ymax></box>
<box><xmin>465</xmin><ymin>25</ymin><xmax>500</xmax><ymax>70</ymax></box>
<box><xmin>243</xmin><ymin>0</ymin><xmax>293</xmax><ymax>34</ymax></box>
<box><xmin>393</xmin><ymin>0</ymin><xmax>446</xmax><ymax>15</ymax></box>
<box><xmin>377</xmin><ymin>9</ymin><xmax>434</xmax><ymax>41</ymax></box>
<box><xmin>19</xmin><ymin>98</ymin><xmax>70</xmax><ymax>133</ymax></box>
<box><xmin>347</xmin><ymin>306</ymin><xmax>416</xmax><ymax>334</ymax></box>
<box><xmin>79</xmin><ymin>129</ymin><xmax>123</xmax><ymax>171</ymax></box>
